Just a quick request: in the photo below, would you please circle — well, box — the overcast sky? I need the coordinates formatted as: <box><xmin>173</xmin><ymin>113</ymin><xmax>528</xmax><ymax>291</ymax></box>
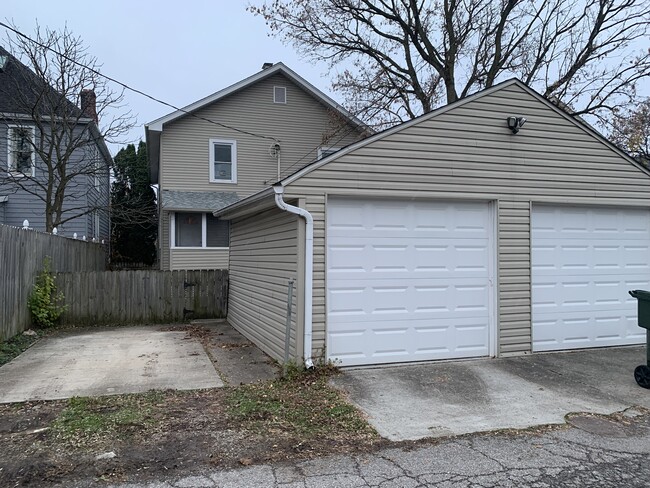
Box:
<box><xmin>3</xmin><ymin>1</ymin><xmax>335</xmax><ymax>153</ymax></box>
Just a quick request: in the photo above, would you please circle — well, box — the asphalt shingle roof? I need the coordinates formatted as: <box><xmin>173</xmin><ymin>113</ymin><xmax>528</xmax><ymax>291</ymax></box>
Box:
<box><xmin>161</xmin><ymin>190</ymin><xmax>240</xmax><ymax>212</ymax></box>
<box><xmin>0</xmin><ymin>45</ymin><xmax>82</xmax><ymax>117</ymax></box>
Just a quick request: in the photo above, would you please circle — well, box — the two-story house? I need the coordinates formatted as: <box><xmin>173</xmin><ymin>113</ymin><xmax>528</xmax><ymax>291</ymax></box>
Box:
<box><xmin>145</xmin><ymin>62</ymin><xmax>369</xmax><ymax>270</ymax></box>
<box><xmin>0</xmin><ymin>46</ymin><xmax>111</xmax><ymax>239</ymax></box>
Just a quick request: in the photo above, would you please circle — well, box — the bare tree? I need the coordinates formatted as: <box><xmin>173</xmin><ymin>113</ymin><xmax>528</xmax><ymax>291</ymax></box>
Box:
<box><xmin>0</xmin><ymin>24</ymin><xmax>133</xmax><ymax>232</ymax></box>
<box><xmin>251</xmin><ymin>0</ymin><xmax>650</xmax><ymax>129</ymax></box>
<box><xmin>610</xmin><ymin>98</ymin><xmax>650</xmax><ymax>165</ymax></box>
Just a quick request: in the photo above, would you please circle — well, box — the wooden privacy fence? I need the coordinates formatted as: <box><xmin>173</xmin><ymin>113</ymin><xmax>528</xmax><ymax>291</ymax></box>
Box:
<box><xmin>55</xmin><ymin>269</ymin><xmax>228</xmax><ymax>326</ymax></box>
<box><xmin>0</xmin><ymin>224</ymin><xmax>106</xmax><ymax>340</ymax></box>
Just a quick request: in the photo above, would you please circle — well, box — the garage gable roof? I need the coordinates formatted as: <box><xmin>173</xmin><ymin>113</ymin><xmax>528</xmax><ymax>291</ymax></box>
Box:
<box><xmin>280</xmin><ymin>78</ymin><xmax>650</xmax><ymax>186</ymax></box>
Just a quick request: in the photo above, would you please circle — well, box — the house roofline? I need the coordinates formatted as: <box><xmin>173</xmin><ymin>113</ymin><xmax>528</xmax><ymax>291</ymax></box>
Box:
<box><xmin>145</xmin><ymin>62</ymin><xmax>368</xmax><ymax>133</ymax></box>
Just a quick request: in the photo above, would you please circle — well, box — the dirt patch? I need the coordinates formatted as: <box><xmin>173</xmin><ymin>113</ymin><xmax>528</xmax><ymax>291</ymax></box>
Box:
<box><xmin>0</xmin><ymin>368</ymin><xmax>383</xmax><ymax>487</ymax></box>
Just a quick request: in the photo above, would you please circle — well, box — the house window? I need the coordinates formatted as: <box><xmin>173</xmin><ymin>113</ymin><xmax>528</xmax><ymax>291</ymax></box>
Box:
<box><xmin>175</xmin><ymin>212</ymin><xmax>203</xmax><ymax>247</ymax></box>
<box><xmin>7</xmin><ymin>126</ymin><xmax>35</xmax><ymax>175</ymax></box>
<box><xmin>318</xmin><ymin>146</ymin><xmax>340</xmax><ymax>160</ymax></box>
<box><xmin>274</xmin><ymin>86</ymin><xmax>286</xmax><ymax>104</ymax></box>
<box><xmin>206</xmin><ymin>214</ymin><xmax>230</xmax><ymax>247</ymax></box>
<box><xmin>209</xmin><ymin>139</ymin><xmax>237</xmax><ymax>183</ymax></box>
<box><xmin>172</xmin><ymin>212</ymin><xmax>230</xmax><ymax>248</ymax></box>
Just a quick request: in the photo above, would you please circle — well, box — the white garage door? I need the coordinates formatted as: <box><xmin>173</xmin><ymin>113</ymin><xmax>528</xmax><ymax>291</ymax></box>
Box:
<box><xmin>532</xmin><ymin>205</ymin><xmax>649</xmax><ymax>352</ymax></box>
<box><xmin>326</xmin><ymin>198</ymin><xmax>493</xmax><ymax>367</ymax></box>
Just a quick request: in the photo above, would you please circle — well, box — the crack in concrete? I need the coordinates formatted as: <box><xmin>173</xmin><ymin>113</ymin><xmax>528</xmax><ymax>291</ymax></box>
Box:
<box><xmin>102</xmin><ymin>413</ymin><xmax>650</xmax><ymax>488</ymax></box>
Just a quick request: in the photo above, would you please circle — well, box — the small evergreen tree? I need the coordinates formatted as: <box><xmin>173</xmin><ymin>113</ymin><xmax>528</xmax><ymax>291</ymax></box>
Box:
<box><xmin>110</xmin><ymin>141</ymin><xmax>157</xmax><ymax>265</ymax></box>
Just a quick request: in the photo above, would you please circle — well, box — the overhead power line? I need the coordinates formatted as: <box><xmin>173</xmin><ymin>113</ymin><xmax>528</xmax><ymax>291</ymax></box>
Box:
<box><xmin>0</xmin><ymin>21</ymin><xmax>279</xmax><ymax>142</ymax></box>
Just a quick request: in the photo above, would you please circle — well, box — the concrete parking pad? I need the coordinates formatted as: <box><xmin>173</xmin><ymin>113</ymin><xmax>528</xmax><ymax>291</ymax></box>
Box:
<box><xmin>0</xmin><ymin>326</ymin><xmax>223</xmax><ymax>403</ymax></box>
<box><xmin>331</xmin><ymin>346</ymin><xmax>650</xmax><ymax>441</ymax></box>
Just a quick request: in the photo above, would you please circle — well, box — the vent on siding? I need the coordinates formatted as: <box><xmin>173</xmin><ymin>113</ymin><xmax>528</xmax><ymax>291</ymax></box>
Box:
<box><xmin>274</xmin><ymin>86</ymin><xmax>287</xmax><ymax>104</ymax></box>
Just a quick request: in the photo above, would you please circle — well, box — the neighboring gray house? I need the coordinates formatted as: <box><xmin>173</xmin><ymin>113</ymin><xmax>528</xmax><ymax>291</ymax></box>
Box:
<box><xmin>145</xmin><ymin>62</ymin><xmax>369</xmax><ymax>271</ymax></box>
<box><xmin>0</xmin><ymin>46</ymin><xmax>110</xmax><ymax>239</ymax></box>
<box><xmin>215</xmin><ymin>79</ymin><xmax>650</xmax><ymax>368</ymax></box>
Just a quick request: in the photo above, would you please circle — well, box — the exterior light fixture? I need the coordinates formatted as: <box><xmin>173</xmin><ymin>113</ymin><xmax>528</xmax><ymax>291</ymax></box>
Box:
<box><xmin>507</xmin><ymin>116</ymin><xmax>527</xmax><ymax>134</ymax></box>
<box><xmin>0</xmin><ymin>54</ymin><xmax>7</xmax><ymax>72</ymax></box>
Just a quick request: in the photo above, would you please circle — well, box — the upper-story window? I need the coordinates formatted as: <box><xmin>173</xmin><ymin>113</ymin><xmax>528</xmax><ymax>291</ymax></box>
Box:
<box><xmin>7</xmin><ymin>126</ymin><xmax>35</xmax><ymax>176</ymax></box>
<box><xmin>274</xmin><ymin>86</ymin><xmax>287</xmax><ymax>104</ymax></box>
<box><xmin>209</xmin><ymin>139</ymin><xmax>237</xmax><ymax>183</ymax></box>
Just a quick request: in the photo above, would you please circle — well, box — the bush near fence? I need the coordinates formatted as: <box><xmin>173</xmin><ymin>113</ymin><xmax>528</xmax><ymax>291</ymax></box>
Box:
<box><xmin>1</xmin><ymin>224</ymin><xmax>229</xmax><ymax>340</ymax></box>
<box><xmin>0</xmin><ymin>224</ymin><xmax>106</xmax><ymax>340</ymax></box>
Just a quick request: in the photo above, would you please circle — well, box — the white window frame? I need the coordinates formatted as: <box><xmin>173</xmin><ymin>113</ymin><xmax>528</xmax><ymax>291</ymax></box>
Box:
<box><xmin>170</xmin><ymin>211</ymin><xmax>230</xmax><ymax>250</ymax></box>
<box><xmin>273</xmin><ymin>86</ymin><xmax>287</xmax><ymax>104</ymax></box>
<box><xmin>7</xmin><ymin>125</ymin><xmax>35</xmax><ymax>177</ymax></box>
<box><xmin>317</xmin><ymin>146</ymin><xmax>341</xmax><ymax>160</ymax></box>
<box><xmin>209</xmin><ymin>138</ymin><xmax>237</xmax><ymax>184</ymax></box>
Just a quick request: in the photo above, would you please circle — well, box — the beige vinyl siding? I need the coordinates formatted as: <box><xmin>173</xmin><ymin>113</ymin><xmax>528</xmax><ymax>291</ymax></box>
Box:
<box><xmin>228</xmin><ymin>206</ymin><xmax>300</xmax><ymax>362</ymax></box>
<box><xmin>284</xmin><ymin>83</ymin><xmax>650</xmax><ymax>356</ymax></box>
<box><xmin>170</xmin><ymin>248</ymin><xmax>229</xmax><ymax>270</ymax></box>
<box><xmin>498</xmin><ymin>200</ymin><xmax>531</xmax><ymax>355</ymax></box>
<box><xmin>161</xmin><ymin>211</ymin><xmax>170</xmax><ymax>270</ymax></box>
<box><xmin>160</xmin><ymin>73</ymin><xmax>364</xmax><ymax>198</ymax></box>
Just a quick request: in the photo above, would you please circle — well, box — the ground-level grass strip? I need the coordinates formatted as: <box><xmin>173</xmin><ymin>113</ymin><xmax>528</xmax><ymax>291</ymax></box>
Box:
<box><xmin>226</xmin><ymin>365</ymin><xmax>378</xmax><ymax>442</ymax></box>
<box><xmin>0</xmin><ymin>330</ymin><xmax>42</xmax><ymax>366</ymax></box>
<box><xmin>49</xmin><ymin>391</ymin><xmax>166</xmax><ymax>447</ymax></box>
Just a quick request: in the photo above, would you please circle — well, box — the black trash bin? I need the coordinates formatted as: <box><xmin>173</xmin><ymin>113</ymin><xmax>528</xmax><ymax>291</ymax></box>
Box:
<box><xmin>628</xmin><ymin>290</ymin><xmax>650</xmax><ymax>388</ymax></box>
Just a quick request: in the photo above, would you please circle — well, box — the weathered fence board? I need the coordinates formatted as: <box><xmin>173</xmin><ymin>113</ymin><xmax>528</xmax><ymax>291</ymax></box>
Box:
<box><xmin>0</xmin><ymin>224</ymin><xmax>106</xmax><ymax>340</ymax></box>
<box><xmin>55</xmin><ymin>269</ymin><xmax>228</xmax><ymax>326</ymax></box>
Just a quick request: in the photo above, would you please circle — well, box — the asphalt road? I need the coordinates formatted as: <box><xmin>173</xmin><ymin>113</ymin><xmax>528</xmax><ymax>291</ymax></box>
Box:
<box><xmin>98</xmin><ymin>409</ymin><xmax>650</xmax><ymax>488</ymax></box>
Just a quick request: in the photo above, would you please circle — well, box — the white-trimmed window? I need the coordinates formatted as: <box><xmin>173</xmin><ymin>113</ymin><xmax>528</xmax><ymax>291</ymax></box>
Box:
<box><xmin>318</xmin><ymin>146</ymin><xmax>340</xmax><ymax>160</ymax></box>
<box><xmin>7</xmin><ymin>126</ymin><xmax>35</xmax><ymax>176</ymax></box>
<box><xmin>171</xmin><ymin>212</ymin><xmax>230</xmax><ymax>248</ymax></box>
<box><xmin>209</xmin><ymin>139</ymin><xmax>237</xmax><ymax>183</ymax></box>
<box><xmin>273</xmin><ymin>86</ymin><xmax>287</xmax><ymax>104</ymax></box>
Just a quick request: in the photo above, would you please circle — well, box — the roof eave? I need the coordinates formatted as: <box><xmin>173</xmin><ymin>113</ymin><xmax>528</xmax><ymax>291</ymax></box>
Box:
<box><xmin>213</xmin><ymin>187</ymin><xmax>275</xmax><ymax>220</ymax></box>
<box><xmin>144</xmin><ymin>62</ymin><xmax>369</xmax><ymax>135</ymax></box>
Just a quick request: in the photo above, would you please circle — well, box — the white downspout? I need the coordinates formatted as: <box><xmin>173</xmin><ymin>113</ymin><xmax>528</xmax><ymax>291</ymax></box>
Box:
<box><xmin>273</xmin><ymin>184</ymin><xmax>314</xmax><ymax>369</ymax></box>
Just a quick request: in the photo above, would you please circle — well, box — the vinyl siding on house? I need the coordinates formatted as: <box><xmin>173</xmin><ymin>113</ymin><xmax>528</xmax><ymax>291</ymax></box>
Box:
<box><xmin>170</xmin><ymin>248</ymin><xmax>229</xmax><ymax>270</ymax></box>
<box><xmin>0</xmin><ymin>122</ymin><xmax>111</xmax><ymax>238</ymax></box>
<box><xmin>159</xmin><ymin>72</ymin><xmax>364</xmax><ymax>199</ymax></box>
<box><xmin>227</xmin><ymin>206</ymin><xmax>300</xmax><ymax>362</ymax></box>
<box><xmin>281</xmin><ymin>82</ymin><xmax>650</xmax><ymax>356</ymax></box>
<box><xmin>161</xmin><ymin>211</ymin><xmax>170</xmax><ymax>270</ymax></box>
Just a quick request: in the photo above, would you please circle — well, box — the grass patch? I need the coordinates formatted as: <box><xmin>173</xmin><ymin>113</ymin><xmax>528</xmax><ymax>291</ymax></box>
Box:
<box><xmin>226</xmin><ymin>365</ymin><xmax>377</xmax><ymax>441</ymax></box>
<box><xmin>51</xmin><ymin>391</ymin><xmax>165</xmax><ymax>446</ymax></box>
<box><xmin>0</xmin><ymin>330</ymin><xmax>42</xmax><ymax>366</ymax></box>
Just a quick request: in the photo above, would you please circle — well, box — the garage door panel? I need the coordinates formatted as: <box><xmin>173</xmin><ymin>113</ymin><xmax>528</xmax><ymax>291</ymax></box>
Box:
<box><xmin>328</xmin><ymin>278</ymin><xmax>489</xmax><ymax>324</ymax></box>
<box><xmin>533</xmin><ymin>239</ymin><xmax>650</xmax><ymax>272</ymax></box>
<box><xmin>328</xmin><ymin>238</ymin><xmax>489</xmax><ymax>278</ymax></box>
<box><xmin>327</xmin><ymin>198</ymin><xmax>492</xmax><ymax>366</ymax></box>
<box><xmin>532</xmin><ymin>277</ymin><xmax>650</xmax><ymax>313</ymax></box>
<box><xmin>532</xmin><ymin>205</ymin><xmax>649</xmax><ymax>352</ymax></box>
<box><xmin>328</xmin><ymin>316</ymin><xmax>490</xmax><ymax>367</ymax></box>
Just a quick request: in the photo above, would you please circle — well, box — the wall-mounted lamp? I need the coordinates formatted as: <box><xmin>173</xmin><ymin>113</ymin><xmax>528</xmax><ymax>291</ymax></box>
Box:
<box><xmin>507</xmin><ymin>116</ymin><xmax>527</xmax><ymax>134</ymax></box>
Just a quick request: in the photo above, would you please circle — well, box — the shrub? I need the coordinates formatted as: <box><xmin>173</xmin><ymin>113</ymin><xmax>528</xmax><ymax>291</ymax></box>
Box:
<box><xmin>28</xmin><ymin>257</ymin><xmax>66</xmax><ymax>328</ymax></box>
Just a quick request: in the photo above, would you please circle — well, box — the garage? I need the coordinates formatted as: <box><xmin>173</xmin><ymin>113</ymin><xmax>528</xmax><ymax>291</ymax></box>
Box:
<box><xmin>532</xmin><ymin>205</ymin><xmax>649</xmax><ymax>351</ymax></box>
<box><xmin>326</xmin><ymin>197</ymin><xmax>494</xmax><ymax>366</ymax></box>
<box><xmin>220</xmin><ymin>79</ymin><xmax>650</xmax><ymax>368</ymax></box>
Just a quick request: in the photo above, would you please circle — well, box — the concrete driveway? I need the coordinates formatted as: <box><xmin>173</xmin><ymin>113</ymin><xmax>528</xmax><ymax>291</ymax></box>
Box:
<box><xmin>331</xmin><ymin>346</ymin><xmax>650</xmax><ymax>441</ymax></box>
<box><xmin>0</xmin><ymin>326</ymin><xmax>223</xmax><ymax>403</ymax></box>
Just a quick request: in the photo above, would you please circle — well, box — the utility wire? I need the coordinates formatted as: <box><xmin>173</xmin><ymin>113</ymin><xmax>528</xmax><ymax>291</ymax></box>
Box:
<box><xmin>0</xmin><ymin>21</ymin><xmax>280</xmax><ymax>142</ymax></box>
<box><xmin>278</xmin><ymin>122</ymin><xmax>364</xmax><ymax>180</ymax></box>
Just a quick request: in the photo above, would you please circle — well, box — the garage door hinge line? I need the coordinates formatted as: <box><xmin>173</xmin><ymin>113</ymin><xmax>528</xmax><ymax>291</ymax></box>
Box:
<box><xmin>273</xmin><ymin>184</ymin><xmax>314</xmax><ymax>369</ymax></box>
